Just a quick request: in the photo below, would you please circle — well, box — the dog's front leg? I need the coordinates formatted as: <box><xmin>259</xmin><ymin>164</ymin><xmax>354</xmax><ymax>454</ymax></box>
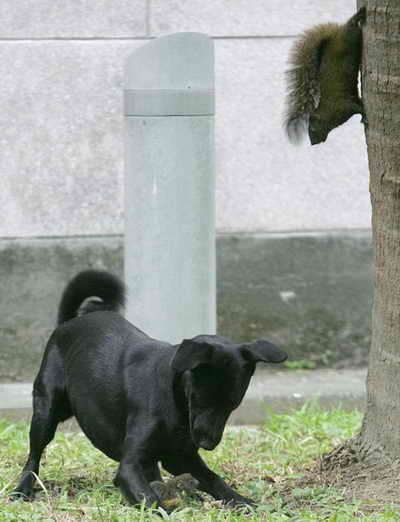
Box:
<box><xmin>115</xmin><ymin>453</ymin><xmax>161</xmax><ymax>509</ymax></box>
<box><xmin>162</xmin><ymin>453</ymin><xmax>255</xmax><ymax>508</ymax></box>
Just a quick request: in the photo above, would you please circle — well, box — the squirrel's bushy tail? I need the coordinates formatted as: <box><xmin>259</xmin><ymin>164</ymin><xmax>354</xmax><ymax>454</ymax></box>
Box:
<box><xmin>57</xmin><ymin>270</ymin><xmax>125</xmax><ymax>325</ymax></box>
<box><xmin>284</xmin><ymin>23</ymin><xmax>339</xmax><ymax>143</ymax></box>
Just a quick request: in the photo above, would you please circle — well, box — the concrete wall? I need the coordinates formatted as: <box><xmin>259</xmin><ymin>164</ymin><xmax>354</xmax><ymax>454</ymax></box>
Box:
<box><xmin>0</xmin><ymin>1</ymin><xmax>373</xmax><ymax>381</ymax></box>
<box><xmin>0</xmin><ymin>0</ymin><xmax>369</xmax><ymax>237</ymax></box>
<box><xmin>0</xmin><ymin>233</ymin><xmax>373</xmax><ymax>381</ymax></box>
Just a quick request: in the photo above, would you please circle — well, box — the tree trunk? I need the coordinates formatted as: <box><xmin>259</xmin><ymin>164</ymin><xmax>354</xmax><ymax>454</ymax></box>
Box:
<box><xmin>358</xmin><ymin>0</ymin><xmax>400</xmax><ymax>456</ymax></box>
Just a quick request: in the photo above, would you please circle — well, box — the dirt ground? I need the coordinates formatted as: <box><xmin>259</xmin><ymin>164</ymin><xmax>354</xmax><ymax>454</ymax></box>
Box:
<box><xmin>281</xmin><ymin>437</ymin><xmax>400</xmax><ymax>514</ymax></box>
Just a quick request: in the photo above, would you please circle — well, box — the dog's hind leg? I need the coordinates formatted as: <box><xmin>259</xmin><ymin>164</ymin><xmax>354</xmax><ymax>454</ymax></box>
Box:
<box><xmin>12</xmin><ymin>345</ymin><xmax>72</xmax><ymax>500</ymax></box>
<box><xmin>12</xmin><ymin>392</ymin><xmax>66</xmax><ymax>500</ymax></box>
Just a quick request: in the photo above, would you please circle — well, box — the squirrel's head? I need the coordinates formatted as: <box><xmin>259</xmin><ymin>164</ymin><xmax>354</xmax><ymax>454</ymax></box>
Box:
<box><xmin>308</xmin><ymin>115</ymin><xmax>330</xmax><ymax>145</ymax></box>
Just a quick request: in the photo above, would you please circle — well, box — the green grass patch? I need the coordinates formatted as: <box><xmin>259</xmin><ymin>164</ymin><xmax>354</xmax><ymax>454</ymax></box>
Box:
<box><xmin>0</xmin><ymin>402</ymin><xmax>398</xmax><ymax>521</ymax></box>
<box><xmin>284</xmin><ymin>359</ymin><xmax>317</xmax><ymax>370</ymax></box>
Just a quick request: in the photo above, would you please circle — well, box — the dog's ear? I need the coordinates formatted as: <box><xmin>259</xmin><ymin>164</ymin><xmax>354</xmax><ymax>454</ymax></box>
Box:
<box><xmin>241</xmin><ymin>340</ymin><xmax>287</xmax><ymax>364</ymax></box>
<box><xmin>170</xmin><ymin>339</ymin><xmax>213</xmax><ymax>373</ymax></box>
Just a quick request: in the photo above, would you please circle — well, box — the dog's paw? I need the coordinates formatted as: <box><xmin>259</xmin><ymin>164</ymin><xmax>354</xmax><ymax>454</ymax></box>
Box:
<box><xmin>226</xmin><ymin>495</ymin><xmax>256</xmax><ymax>510</ymax></box>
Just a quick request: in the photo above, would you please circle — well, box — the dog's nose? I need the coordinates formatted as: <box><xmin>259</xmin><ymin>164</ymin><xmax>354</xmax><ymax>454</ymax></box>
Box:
<box><xmin>199</xmin><ymin>438</ymin><xmax>218</xmax><ymax>451</ymax></box>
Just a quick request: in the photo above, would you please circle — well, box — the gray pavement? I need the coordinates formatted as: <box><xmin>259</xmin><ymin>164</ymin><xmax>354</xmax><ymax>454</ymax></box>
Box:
<box><xmin>0</xmin><ymin>368</ymin><xmax>367</xmax><ymax>426</ymax></box>
<box><xmin>230</xmin><ymin>367</ymin><xmax>367</xmax><ymax>424</ymax></box>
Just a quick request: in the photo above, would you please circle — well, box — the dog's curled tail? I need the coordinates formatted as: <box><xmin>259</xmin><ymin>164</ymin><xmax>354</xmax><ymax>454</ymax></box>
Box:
<box><xmin>57</xmin><ymin>270</ymin><xmax>125</xmax><ymax>325</ymax></box>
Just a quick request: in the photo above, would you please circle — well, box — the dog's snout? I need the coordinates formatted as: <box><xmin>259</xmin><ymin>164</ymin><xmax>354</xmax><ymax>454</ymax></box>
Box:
<box><xmin>192</xmin><ymin>413</ymin><xmax>226</xmax><ymax>450</ymax></box>
<box><xmin>198</xmin><ymin>437</ymin><xmax>218</xmax><ymax>451</ymax></box>
<box><xmin>194</xmin><ymin>426</ymin><xmax>221</xmax><ymax>450</ymax></box>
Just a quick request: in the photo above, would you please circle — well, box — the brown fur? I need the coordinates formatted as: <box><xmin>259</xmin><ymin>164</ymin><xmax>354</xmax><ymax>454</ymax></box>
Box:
<box><xmin>285</xmin><ymin>8</ymin><xmax>365</xmax><ymax>145</ymax></box>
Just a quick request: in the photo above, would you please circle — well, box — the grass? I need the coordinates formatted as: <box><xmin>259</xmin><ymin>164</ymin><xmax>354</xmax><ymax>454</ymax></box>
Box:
<box><xmin>283</xmin><ymin>359</ymin><xmax>317</xmax><ymax>370</ymax></box>
<box><xmin>0</xmin><ymin>402</ymin><xmax>399</xmax><ymax>521</ymax></box>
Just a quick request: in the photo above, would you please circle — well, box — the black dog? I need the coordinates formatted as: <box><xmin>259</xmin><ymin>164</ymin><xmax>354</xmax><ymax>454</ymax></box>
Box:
<box><xmin>14</xmin><ymin>270</ymin><xmax>287</xmax><ymax>510</ymax></box>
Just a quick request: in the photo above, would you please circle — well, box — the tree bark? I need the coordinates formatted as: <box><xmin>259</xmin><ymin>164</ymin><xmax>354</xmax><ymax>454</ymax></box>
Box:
<box><xmin>358</xmin><ymin>0</ymin><xmax>400</xmax><ymax>456</ymax></box>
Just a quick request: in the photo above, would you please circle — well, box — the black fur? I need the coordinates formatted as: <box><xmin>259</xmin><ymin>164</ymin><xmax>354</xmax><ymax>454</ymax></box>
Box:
<box><xmin>57</xmin><ymin>269</ymin><xmax>125</xmax><ymax>324</ymax></box>
<box><xmin>13</xmin><ymin>270</ymin><xmax>287</xmax><ymax>510</ymax></box>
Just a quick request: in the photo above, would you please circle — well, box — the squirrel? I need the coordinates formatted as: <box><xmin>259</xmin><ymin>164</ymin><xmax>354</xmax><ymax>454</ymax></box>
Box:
<box><xmin>150</xmin><ymin>474</ymin><xmax>200</xmax><ymax>510</ymax></box>
<box><xmin>284</xmin><ymin>7</ymin><xmax>366</xmax><ymax>145</ymax></box>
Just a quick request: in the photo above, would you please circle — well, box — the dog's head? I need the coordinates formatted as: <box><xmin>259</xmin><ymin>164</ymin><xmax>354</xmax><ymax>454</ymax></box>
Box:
<box><xmin>170</xmin><ymin>335</ymin><xmax>287</xmax><ymax>450</ymax></box>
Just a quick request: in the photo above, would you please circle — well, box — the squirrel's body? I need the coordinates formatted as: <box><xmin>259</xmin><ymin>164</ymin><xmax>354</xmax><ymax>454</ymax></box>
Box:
<box><xmin>285</xmin><ymin>8</ymin><xmax>365</xmax><ymax>145</ymax></box>
<box><xmin>150</xmin><ymin>474</ymin><xmax>200</xmax><ymax>509</ymax></box>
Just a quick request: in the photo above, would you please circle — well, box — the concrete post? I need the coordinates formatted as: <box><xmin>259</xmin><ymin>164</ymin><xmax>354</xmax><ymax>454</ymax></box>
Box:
<box><xmin>124</xmin><ymin>33</ymin><xmax>215</xmax><ymax>344</ymax></box>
